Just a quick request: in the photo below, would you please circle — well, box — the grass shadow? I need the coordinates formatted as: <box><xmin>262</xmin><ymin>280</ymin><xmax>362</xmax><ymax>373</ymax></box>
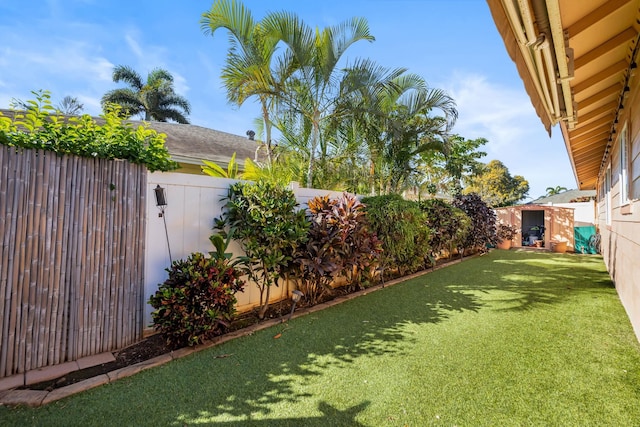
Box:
<box><xmin>175</xmin><ymin>401</ymin><xmax>369</xmax><ymax>426</ymax></box>
<box><xmin>0</xmin><ymin>250</ymin><xmax>617</xmax><ymax>425</ymax></box>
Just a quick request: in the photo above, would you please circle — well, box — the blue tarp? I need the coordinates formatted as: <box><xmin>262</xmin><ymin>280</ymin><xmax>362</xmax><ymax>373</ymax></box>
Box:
<box><xmin>574</xmin><ymin>226</ymin><xmax>597</xmax><ymax>254</ymax></box>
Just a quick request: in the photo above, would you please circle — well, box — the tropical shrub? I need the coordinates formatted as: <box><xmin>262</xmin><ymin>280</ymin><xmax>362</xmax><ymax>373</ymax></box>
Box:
<box><xmin>0</xmin><ymin>90</ymin><xmax>177</xmax><ymax>172</ymax></box>
<box><xmin>452</xmin><ymin>193</ymin><xmax>497</xmax><ymax>254</ymax></box>
<box><xmin>148</xmin><ymin>252</ymin><xmax>245</xmax><ymax>348</ymax></box>
<box><xmin>215</xmin><ymin>180</ymin><xmax>309</xmax><ymax>319</ymax></box>
<box><xmin>419</xmin><ymin>198</ymin><xmax>472</xmax><ymax>262</ymax></box>
<box><xmin>447</xmin><ymin>207</ymin><xmax>473</xmax><ymax>259</ymax></box>
<box><xmin>496</xmin><ymin>223</ymin><xmax>517</xmax><ymax>242</ymax></box>
<box><xmin>332</xmin><ymin>194</ymin><xmax>382</xmax><ymax>289</ymax></box>
<box><xmin>295</xmin><ymin>193</ymin><xmax>381</xmax><ymax>303</ymax></box>
<box><xmin>295</xmin><ymin>195</ymin><xmax>342</xmax><ymax>305</ymax></box>
<box><xmin>362</xmin><ymin>194</ymin><xmax>431</xmax><ymax>276</ymax></box>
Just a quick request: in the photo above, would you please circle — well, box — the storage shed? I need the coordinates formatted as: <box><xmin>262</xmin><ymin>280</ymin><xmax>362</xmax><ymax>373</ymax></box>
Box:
<box><xmin>494</xmin><ymin>205</ymin><xmax>574</xmax><ymax>252</ymax></box>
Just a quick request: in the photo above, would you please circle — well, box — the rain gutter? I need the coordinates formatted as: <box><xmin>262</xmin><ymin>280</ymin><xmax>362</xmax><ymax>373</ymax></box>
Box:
<box><xmin>545</xmin><ymin>0</ymin><xmax>576</xmax><ymax>127</ymax></box>
<box><xmin>502</xmin><ymin>0</ymin><xmax>555</xmax><ymax>120</ymax></box>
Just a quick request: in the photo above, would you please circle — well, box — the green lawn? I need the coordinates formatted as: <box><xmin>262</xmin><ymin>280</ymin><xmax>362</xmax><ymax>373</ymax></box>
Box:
<box><xmin>2</xmin><ymin>250</ymin><xmax>639</xmax><ymax>426</ymax></box>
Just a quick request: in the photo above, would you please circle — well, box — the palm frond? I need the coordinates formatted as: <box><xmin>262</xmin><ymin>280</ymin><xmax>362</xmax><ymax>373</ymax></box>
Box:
<box><xmin>201</xmin><ymin>0</ymin><xmax>256</xmax><ymax>49</ymax></box>
<box><xmin>101</xmin><ymin>88</ymin><xmax>144</xmax><ymax>116</ymax></box>
<box><xmin>158</xmin><ymin>94</ymin><xmax>192</xmax><ymax>115</ymax></box>
<box><xmin>153</xmin><ymin>107</ymin><xmax>190</xmax><ymax>124</ymax></box>
<box><xmin>112</xmin><ymin>65</ymin><xmax>144</xmax><ymax>90</ymax></box>
<box><xmin>147</xmin><ymin>68</ymin><xmax>174</xmax><ymax>85</ymax></box>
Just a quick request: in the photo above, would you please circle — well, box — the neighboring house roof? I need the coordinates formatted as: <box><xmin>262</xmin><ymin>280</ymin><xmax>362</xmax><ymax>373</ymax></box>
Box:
<box><xmin>529</xmin><ymin>189</ymin><xmax>596</xmax><ymax>204</ymax></box>
<box><xmin>0</xmin><ymin>108</ymin><xmax>261</xmax><ymax>169</ymax></box>
<box><xmin>486</xmin><ymin>0</ymin><xmax>639</xmax><ymax>190</ymax></box>
<box><xmin>128</xmin><ymin>120</ymin><xmax>260</xmax><ymax>168</ymax></box>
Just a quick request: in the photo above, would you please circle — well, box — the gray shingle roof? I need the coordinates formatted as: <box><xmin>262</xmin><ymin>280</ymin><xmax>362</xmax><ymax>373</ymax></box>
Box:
<box><xmin>528</xmin><ymin>189</ymin><xmax>596</xmax><ymax>204</ymax></box>
<box><xmin>132</xmin><ymin>120</ymin><xmax>260</xmax><ymax>167</ymax></box>
<box><xmin>0</xmin><ymin>109</ymin><xmax>261</xmax><ymax>166</ymax></box>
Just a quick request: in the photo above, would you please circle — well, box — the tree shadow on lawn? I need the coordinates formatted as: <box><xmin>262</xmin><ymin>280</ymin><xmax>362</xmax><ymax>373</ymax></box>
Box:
<box><xmin>0</xmin><ymin>273</ymin><xmax>480</xmax><ymax>426</ymax></box>
<box><xmin>173</xmin><ymin>401</ymin><xmax>370</xmax><ymax>426</ymax></box>
<box><xmin>168</xmin><ymin>251</ymin><xmax>611</xmax><ymax>424</ymax></box>
<box><xmin>157</xmin><ymin>272</ymin><xmax>486</xmax><ymax>424</ymax></box>
<box><xmin>475</xmin><ymin>251</ymin><xmax>615</xmax><ymax>312</ymax></box>
<box><xmin>6</xmin><ymin>251</ymin><xmax>613</xmax><ymax>425</ymax></box>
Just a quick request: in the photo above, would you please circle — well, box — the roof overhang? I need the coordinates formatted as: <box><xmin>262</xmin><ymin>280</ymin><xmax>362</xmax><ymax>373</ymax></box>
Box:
<box><xmin>171</xmin><ymin>154</ymin><xmax>248</xmax><ymax>169</ymax></box>
<box><xmin>487</xmin><ymin>0</ymin><xmax>640</xmax><ymax>189</ymax></box>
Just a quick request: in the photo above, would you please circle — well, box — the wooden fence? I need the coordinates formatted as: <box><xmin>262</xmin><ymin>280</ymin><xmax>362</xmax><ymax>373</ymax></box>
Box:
<box><xmin>0</xmin><ymin>146</ymin><xmax>146</xmax><ymax>378</ymax></box>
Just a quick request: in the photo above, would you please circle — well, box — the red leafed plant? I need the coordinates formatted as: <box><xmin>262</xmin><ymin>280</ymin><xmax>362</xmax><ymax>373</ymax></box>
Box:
<box><xmin>148</xmin><ymin>251</ymin><xmax>245</xmax><ymax>348</ymax></box>
<box><xmin>295</xmin><ymin>193</ymin><xmax>381</xmax><ymax>304</ymax></box>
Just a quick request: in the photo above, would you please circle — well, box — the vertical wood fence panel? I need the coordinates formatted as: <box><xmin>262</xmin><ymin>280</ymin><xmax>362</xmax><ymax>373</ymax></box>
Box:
<box><xmin>0</xmin><ymin>147</ymin><xmax>146</xmax><ymax>378</ymax></box>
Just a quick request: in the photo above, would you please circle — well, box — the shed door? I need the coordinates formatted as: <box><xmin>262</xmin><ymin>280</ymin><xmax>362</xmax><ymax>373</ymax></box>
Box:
<box><xmin>521</xmin><ymin>210</ymin><xmax>544</xmax><ymax>246</ymax></box>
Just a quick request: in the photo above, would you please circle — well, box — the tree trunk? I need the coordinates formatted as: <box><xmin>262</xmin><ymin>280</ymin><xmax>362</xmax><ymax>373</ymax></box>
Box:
<box><xmin>306</xmin><ymin>111</ymin><xmax>321</xmax><ymax>188</ymax></box>
<box><xmin>258</xmin><ymin>283</ymin><xmax>271</xmax><ymax>320</ymax></box>
<box><xmin>262</xmin><ymin>101</ymin><xmax>273</xmax><ymax>166</ymax></box>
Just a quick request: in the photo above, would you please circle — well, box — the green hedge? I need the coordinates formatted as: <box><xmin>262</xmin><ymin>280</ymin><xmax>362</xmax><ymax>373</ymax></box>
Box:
<box><xmin>0</xmin><ymin>90</ymin><xmax>177</xmax><ymax>172</ymax></box>
<box><xmin>361</xmin><ymin>194</ymin><xmax>431</xmax><ymax>275</ymax></box>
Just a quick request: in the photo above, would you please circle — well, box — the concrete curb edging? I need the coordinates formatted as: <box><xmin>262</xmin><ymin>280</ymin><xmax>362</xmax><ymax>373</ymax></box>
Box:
<box><xmin>0</xmin><ymin>254</ymin><xmax>478</xmax><ymax>407</ymax></box>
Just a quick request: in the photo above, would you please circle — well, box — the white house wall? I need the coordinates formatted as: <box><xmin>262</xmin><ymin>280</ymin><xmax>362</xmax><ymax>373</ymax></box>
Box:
<box><xmin>144</xmin><ymin>172</ymin><xmax>346</xmax><ymax>328</ymax></box>
<box><xmin>596</xmin><ymin>81</ymin><xmax>640</xmax><ymax>341</ymax></box>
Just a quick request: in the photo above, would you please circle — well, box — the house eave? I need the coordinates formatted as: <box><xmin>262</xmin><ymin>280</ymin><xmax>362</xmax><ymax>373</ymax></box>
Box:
<box><xmin>487</xmin><ymin>0</ymin><xmax>640</xmax><ymax>190</ymax></box>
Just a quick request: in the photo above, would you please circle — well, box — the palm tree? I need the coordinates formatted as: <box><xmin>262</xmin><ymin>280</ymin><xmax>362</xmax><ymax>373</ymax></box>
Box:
<box><xmin>262</xmin><ymin>12</ymin><xmax>375</xmax><ymax>187</ymax></box>
<box><xmin>101</xmin><ymin>65</ymin><xmax>191</xmax><ymax>124</ymax></box>
<box><xmin>201</xmin><ymin>0</ymin><xmax>284</xmax><ymax>164</ymax></box>
<box><xmin>56</xmin><ymin>96</ymin><xmax>84</xmax><ymax>115</ymax></box>
<box><xmin>339</xmin><ymin>61</ymin><xmax>458</xmax><ymax>194</ymax></box>
<box><xmin>545</xmin><ymin>185</ymin><xmax>568</xmax><ymax>196</ymax></box>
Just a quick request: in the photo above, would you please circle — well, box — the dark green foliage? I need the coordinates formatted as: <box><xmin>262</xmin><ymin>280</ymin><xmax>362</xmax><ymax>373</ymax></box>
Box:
<box><xmin>209</xmin><ymin>231</ymin><xmax>236</xmax><ymax>261</ymax></box>
<box><xmin>452</xmin><ymin>193</ymin><xmax>496</xmax><ymax>254</ymax></box>
<box><xmin>216</xmin><ymin>181</ymin><xmax>309</xmax><ymax>319</ymax></box>
<box><xmin>362</xmin><ymin>194</ymin><xmax>431</xmax><ymax>275</ymax></box>
<box><xmin>148</xmin><ymin>252</ymin><xmax>245</xmax><ymax>348</ymax></box>
<box><xmin>0</xmin><ymin>91</ymin><xmax>178</xmax><ymax>172</ymax></box>
<box><xmin>447</xmin><ymin>207</ymin><xmax>472</xmax><ymax>258</ymax></box>
<box><xmin>419</xmin><ymin>198</ymin><xmax>472</xmax><ymax>261</ymax></box>
<box><xmin>295</xmin><ymin>193</ymin><xmax>381</xmax><ymax>304</ymax></box>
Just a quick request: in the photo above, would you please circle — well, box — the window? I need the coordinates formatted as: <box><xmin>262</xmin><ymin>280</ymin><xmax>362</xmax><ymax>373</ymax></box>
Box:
<box><xmin>620</xmin><ymin>123</ymin><xmax>629</xmax><ymax>205</ymax></box>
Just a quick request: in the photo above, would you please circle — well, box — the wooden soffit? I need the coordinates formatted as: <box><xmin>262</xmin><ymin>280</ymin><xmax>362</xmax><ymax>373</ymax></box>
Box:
<box><xmin>486</xmin><ymin>0</ymin><xmax>640</xmax><ymax>190</ymax></box>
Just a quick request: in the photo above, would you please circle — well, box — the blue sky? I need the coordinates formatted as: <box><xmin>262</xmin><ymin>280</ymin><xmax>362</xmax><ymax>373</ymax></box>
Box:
<box><xmin>0</xmin><ymin>0</ymin><xmax>576</xmax><ymax>199</ymax></box>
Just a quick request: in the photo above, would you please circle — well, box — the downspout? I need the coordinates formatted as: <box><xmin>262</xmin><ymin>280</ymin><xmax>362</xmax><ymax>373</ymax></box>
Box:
<box><xmin>531</xmin><ymin>0</ymin><xmax>563</xmax><ymax>124</ymax></box>
<box><xmin>502</xmin><ymin>0</ymin><xmax>555</xmax><ymax>118</ymax></box>
<box><xmin>527</xmin><ymin>0</ymin><xmax>579</xmax><ymax>183</ymax></box>
<box><xmin>539</xmin><ymin>38</ymin><xmax>562</xmax><ymax>122</ymax></box>
<box><xmin>545</xmin><ymin>0</ymin><xmax>576</xmax><ymax>127</ymax></box>
<box><xmin>517</xmin><ymin>0</ymin><xmax>556</xmax><ymax>117</ymax></box>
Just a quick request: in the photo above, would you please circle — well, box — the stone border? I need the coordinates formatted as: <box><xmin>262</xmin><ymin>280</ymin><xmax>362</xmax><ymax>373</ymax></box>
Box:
<box><xmin>0</xmin><ymin>255</ymin><xmax>475</xmax><ymax>407</ymax></box>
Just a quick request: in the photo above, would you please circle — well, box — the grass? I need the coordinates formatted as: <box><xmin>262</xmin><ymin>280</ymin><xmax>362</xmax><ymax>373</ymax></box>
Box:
<box><xmin>1</xmin><ymin>250</ymin><xmax>639</xmax><ymax>426</ymax></box>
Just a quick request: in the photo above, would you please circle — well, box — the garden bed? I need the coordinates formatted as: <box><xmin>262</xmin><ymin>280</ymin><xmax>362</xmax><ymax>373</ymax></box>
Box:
<box><xmin>16</xmin><ymin>286</ymin><xmax>356</xmax><ymax>392</ymax></box>
<box><xmin>15</xmin><ymin>255</ymin><xmax>465</xmax><ymax>394</ymax></box>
